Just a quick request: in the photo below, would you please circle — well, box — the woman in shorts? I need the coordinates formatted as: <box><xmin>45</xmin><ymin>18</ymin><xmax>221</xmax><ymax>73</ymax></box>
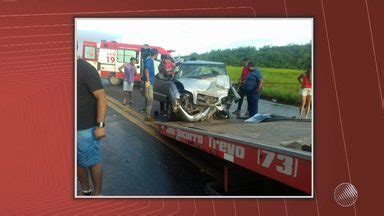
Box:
<box><xmin>297</xmin><ymin>68</ymin><xmax>312</xmax><ymax>119</ymax></box>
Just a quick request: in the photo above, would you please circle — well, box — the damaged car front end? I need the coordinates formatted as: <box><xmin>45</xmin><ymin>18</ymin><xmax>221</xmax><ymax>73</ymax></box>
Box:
<box><xmin>153</xmin><ymin>60</ymin><xmax>240</xmax><ymax>122</ymax></box>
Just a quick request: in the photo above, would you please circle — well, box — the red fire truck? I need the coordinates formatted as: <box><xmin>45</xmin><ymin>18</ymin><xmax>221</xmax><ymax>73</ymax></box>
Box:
<box><xmin>82</xmin><ymin>40</ymin><xmax>174</xmax><ymax>85</ymax></box>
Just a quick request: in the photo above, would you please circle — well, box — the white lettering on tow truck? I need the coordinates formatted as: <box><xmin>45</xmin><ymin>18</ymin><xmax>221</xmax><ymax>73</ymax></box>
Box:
<box><xmin>175</xmin><ymin>129</ymin><xmax>203</xmax><ymax>145</ymax></box>
<box><xmin>208</xmin><ymin>137</ymin><xmax>245</xmax><ymax>159</ymax></box>
<box><xmin>165</xmin><ymin>127</ymin><xmax>176</xmax><ymax>136</ymax></box>
<box><xmin>257</xmin><ymin>149</ymin><xmax>298</xmax><ymax>177</ymax></box>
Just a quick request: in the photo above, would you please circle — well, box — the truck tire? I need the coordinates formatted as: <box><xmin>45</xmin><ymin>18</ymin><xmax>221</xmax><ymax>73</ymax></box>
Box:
<box><xmin>109</xmin><ymin>74</ymin><xmax>122</xmax><ymax>86</ymax></box>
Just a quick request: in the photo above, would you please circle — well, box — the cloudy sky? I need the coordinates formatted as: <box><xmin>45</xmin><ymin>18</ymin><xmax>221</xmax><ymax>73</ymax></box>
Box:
<box><xmin>76</xmin><ymin>18</ymin><xmax>312</xmax><ymax>56</ymax></box>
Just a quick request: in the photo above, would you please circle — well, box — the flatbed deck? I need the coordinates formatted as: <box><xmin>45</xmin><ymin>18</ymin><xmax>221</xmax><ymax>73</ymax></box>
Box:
<box><xmin>156</xmin><ymin>117</ymin><xmax>312</xmax><ymax>194</ymax></box>
<box><xmin>162</xmin><ymin>118</ymin><xmax>311</xmax><ymax>159</ymax></box>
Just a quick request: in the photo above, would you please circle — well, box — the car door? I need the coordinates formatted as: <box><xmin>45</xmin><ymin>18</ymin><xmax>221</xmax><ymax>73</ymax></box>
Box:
<box><xmin>153</xmin><ymin>73</ymin><xmax>171</xmax><ymax>102</ymax></box>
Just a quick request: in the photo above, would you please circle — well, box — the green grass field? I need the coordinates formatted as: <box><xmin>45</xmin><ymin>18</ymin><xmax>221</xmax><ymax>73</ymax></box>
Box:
<box><xmin>226</xmin><ymin>66</ymin><xmax>304</xmax><ymax>105</ymax></box>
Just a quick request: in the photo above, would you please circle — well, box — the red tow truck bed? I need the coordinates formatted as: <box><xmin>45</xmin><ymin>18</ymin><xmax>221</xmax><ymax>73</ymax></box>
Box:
<box><xmin>156</xmin><ymin>118</ymin><xmax>312</xmax><ymax>194</ymax></box>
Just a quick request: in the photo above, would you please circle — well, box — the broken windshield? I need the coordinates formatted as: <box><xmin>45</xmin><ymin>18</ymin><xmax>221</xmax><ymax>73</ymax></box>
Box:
<box><xmin>176</xmin><ymin>64</ymin><xmax>227</xmax><ymax>79</ymax></box>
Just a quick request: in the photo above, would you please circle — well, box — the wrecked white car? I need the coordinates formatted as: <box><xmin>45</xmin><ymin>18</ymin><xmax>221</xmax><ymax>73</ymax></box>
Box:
<box><xmin>153</xmin><ymin>60</ymin><xmax>240</xmax><ymax>121</ymax></box>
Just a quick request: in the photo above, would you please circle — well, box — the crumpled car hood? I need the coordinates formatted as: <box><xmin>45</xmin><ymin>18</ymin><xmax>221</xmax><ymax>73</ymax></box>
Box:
<box><xmin>177</xmin><ymin>75</ymin><xmax>230</xmax><ymax>98</ymax></box>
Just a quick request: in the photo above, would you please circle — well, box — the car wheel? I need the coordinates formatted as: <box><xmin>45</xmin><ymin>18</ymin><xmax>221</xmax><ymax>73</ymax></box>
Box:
<box><xmin>109</xmin><ymin>74</ymin><xmax>122</xmax><ymax>86</ymax></box>
<box><xmin>216</xmin><ymin>111</ymin><xmax>229</xmax><ymax>119</ymax></box>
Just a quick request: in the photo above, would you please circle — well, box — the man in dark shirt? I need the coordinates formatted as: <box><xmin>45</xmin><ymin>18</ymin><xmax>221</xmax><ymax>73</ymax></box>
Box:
<box><xmin>244</xmin><ymin>61</ymin><xmax>264</xmax><ymax>117</ymax></box>
<box><xmin>233</xmin><ymin>58</ymin><xmax>250</xmax><ymax>117</ymax></box>
<box><xmin>77</xmin><ymin>58</ymin><xmax>107</xmax><ymax>196</ymax></box>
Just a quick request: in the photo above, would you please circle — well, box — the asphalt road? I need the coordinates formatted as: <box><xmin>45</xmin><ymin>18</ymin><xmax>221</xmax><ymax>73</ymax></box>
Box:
<box><xmin>77</xmin><ymin>107</ymin><xmax>213</xmax><ymax>196</ymax></box>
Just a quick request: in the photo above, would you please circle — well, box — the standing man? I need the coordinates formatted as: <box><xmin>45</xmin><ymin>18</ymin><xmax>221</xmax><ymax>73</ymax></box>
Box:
<box><xmin>233</xmin><ymin>58</ymin><xmax>250</xmax><ymax>117</ymax></box>
<box><xmin>144</xmin><ymin>48</ymin><xmax>159</xmax><ymax>122</ymax></box>
<box><xmin>244</xmin><ymin>61</ymin><xmax>264</xmax><ymax>117</ymax></box>
<box><xmin>77</xmin><ymin>58</ymin><xmax>107</xmax><ymax>196</ymax></box>
<box><xmin>119</xmin><ymin>57</ymin><xmax>138</xmax><ymax>106</ymax></box>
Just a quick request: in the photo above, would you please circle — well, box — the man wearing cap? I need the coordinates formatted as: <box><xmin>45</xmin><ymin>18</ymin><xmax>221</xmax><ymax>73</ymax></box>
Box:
<box><xmin>118</xmin><ymin>57</ymin><xmax>138</xmax><ymax>106</ymax></box>
<box><xmin>144</xmin><ymin>49</ymin><xmax>159</xmax><ymax>122</ymax></box>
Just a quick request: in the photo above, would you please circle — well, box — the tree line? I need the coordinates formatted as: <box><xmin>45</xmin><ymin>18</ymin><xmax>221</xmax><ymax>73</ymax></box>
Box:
<box><xmin>183</xmin><ymin>43</ymin><xmax>311</xmax><ymax>70</ymax></box>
